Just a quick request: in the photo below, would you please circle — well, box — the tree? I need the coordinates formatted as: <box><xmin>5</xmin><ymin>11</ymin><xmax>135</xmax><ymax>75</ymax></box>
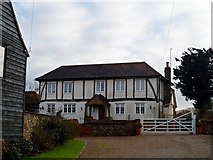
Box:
<box><xmin>173</xmin><ymin>48</ymin><xmax>213</xmax><ymax>115</ymax></box>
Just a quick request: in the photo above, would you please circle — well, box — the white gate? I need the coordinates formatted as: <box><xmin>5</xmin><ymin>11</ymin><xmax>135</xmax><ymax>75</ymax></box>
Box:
<box><xmin>141</xmin><ymin>111</ymin><xmax>196</xmax><ymax>134</ymax></box>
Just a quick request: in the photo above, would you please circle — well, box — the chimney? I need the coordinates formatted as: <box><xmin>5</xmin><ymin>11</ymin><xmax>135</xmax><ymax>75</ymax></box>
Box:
<box><xmin>164</xmin><ymin>62</ymin><xmax>171</xmax><ymax>102</ymax></box>
<box><xmin>164</xmin><ymin>62</ymin><xmax>171</xmax><ymax>83</ymax></box>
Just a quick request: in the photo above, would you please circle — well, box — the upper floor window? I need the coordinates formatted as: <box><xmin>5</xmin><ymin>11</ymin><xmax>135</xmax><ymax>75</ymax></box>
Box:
<box><xmin>116</xmin><ymin>80</ymin><xmax>125</xmax><ymax>91</ymax></box>
<box><xmin>64</xmin><ymin>104</ymin><xmax>76</xmax><ymax>113</ymax></box>
<box><xmin>135</xmin><ymin>79</ymin><xmax>145</xmax><ymax>91</ymax></box>
<box><xmin>115</xmin><ymin>103</ymin><xmax>125</xmax><ymax>114</ymax></box>
<box><xmin>0</xmin><ymin>46</ymin><xmax>5</xmax><ymax>77</ymax></box>
<box><xmin>47</xmin><ymin>104</ymin><xmax>55</xmax><ymax>113</ymax></box>
<box><xmin>64</xmin><ymin>82</ymin><xmax>72</xmax><ymax>93</ymax></box>
<box><xmin>96</xmin><ymin>80</ymin><xmax>105</xmax><ymax>92</ymax></box>
<box><xmin>135</xmin><ymin>103</ymin><xmax>145</xmax><ymax>114</ymax></box>
<box><xmin>47</xmin><ymin>83</ymin><xmax>56</xmax><ymax>94</ymax></box>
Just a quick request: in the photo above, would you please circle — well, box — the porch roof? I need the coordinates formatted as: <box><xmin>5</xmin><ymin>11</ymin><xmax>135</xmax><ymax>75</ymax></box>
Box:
<box><xmin>85</xmin><ymin>94</ymin><xmax>110</xmax><ymax>107</ymax></box>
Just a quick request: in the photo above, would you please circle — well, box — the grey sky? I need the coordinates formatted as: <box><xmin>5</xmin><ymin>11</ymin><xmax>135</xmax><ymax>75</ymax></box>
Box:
<box><xmin>13</xmin><ymin>0</ymin><xmax>211</xmax><ymax>109</ymax></box>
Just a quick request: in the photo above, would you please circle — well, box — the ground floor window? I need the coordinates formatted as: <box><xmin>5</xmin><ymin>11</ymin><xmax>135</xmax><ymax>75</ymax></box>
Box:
<box><xmin>115</xmin><ymin>103</ymin><xmax>125</xmax><ymax>114</ymax></box>
<box><xmin>135</xmin><ymin>103</ymin><xmax>145</xmax><ymax>114</ymax></box>
<box><xmin>47</xmin><ymin>104</ymin><xmax>55</xmax><ymax>113</ymax></box>
<box><xmin>64</xmin><ymin>104</ymin><xmax>76</xmax><ymax>113</ymax></box>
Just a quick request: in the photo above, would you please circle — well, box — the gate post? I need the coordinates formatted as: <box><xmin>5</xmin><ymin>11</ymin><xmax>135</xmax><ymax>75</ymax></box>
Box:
<box><xmin>192</xmin><ymin>114</ymin><xmax>196</xmax><ymax>134</ymax></box>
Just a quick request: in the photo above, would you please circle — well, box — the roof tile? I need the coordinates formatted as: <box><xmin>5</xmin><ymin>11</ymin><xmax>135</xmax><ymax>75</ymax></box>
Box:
<box><xmin>35</xmin><ymin>62</ymin><xmax>165</xmax><ymax>81</ymax></box>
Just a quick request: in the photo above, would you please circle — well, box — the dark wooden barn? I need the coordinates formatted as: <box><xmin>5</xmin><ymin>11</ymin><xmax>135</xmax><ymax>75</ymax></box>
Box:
<box><xmin>0</xmin><ymin>1</ymin><xmax>28</xmax><ymax>142</ymax></box>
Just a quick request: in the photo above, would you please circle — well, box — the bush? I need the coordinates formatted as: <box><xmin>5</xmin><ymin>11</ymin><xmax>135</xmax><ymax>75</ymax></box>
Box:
<box><xmin>31</xmin><ymin>125</ymin><xmax>54</xmax><ymax>151</ymax></box>
<box><xmin>30</xmin><ymin>117</ymin><xmax>79</xmax><ymax>152</ymax></box>
<box><xmin>64</xmin><ymin>120</ymin><xmax>81</xmax><ymax>137</ymax></box>
<box><xmin>2</xmin><ymin>139</ymin><xmax>36</xmax><ymax>160</ymax></box>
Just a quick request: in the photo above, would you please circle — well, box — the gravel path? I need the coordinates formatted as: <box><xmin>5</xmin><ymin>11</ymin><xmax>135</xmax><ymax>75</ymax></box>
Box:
<box><xmin>77</xmin><ymin>134</ymin><xmax>212</xmax><ymax>158</ymax></box>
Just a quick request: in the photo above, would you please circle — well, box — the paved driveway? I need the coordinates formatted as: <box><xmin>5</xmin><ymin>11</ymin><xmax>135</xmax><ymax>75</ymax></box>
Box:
<box><xmin>77</xmin><ymin>134</ymin><xmax>212</xmax><ymax>158</ymax></box>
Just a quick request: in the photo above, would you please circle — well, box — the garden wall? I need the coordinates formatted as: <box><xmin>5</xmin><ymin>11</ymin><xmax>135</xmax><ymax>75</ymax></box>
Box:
<box><xmin>23</xmin><ymin>112</ymin><xmax>51</xmax><ymax>140</ymax></box>
<box><xmin>24</xmin><ymin>112</ymin><xmax>141</xmax><ymax>138</ymax></box>
<box><xmin>81</xmin><ymin>120</ymin><xmax>140</xmax><ymax>136</ymax></box>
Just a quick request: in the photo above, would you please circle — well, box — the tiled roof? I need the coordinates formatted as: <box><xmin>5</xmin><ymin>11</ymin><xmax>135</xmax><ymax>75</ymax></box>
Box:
<box><xmin>35</xmin><ymin>62</ymin><xmax>166</xmax><ymax>81</ymax></box>
<box><xmin>85</xmin><ymin>94</ymin><xmax>110</xmax><ymax>106</ymax></box>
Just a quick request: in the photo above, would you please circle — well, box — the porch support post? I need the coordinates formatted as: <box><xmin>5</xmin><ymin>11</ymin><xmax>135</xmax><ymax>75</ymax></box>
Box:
<box><xmin>108</xmin><ymin>105</ymin><xmax>110</xmax><ymax>118</ymax></box>
<box><xmin>89</xmin><ymin>106</ymin><xmax>92</xmax><ymax>116</ymax></box>
<box><xmin>84</xmin><ymin>105</ymin><xmax>87</xmax><ymax>118</ymax></box>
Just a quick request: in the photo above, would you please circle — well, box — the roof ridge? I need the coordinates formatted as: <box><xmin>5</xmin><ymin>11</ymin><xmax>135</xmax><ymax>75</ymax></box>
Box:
<box><xmin>61</xmin><ymin>61</ymin><xmax>146</xmax><ymax>67</ymax></box>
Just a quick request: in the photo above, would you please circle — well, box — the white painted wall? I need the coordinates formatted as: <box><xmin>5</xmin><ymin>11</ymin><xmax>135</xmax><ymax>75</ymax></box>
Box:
<box><xmin>85</xmin><ymin>80</ymin><xmax>93</xmax><ymax>99</ymax></box>
<box><xmin>40</xmin><ymin>82</ymin><xmax>46</xmax><ymax>100</ymax></box>
<box><xmin>107</xmin><ymin>80</ymin><xmax>113</xmax><ymax>99</ymax></box>
<box><xmin>127</xmin><ymin>79</ymin><xmax>133</xmax><ymax>98</ymax></box>
<box><xmin>40</xmin><ymin>77</ymin><xmax>165</xmax><ymax>102</ymax></box>
<box><xmin>147</xmin><ymin>78</ymin><xmax>156</xmax><ymax>99</ymax></box>
<box><xmin>74</xmin><ymin>81</ymin><xmax>83</xmax><ymax>99</ymax></box>
<box><xmin>39</xmin><ymin>100</ymin><xmax>159</xmax><ymax>124</ymax></box>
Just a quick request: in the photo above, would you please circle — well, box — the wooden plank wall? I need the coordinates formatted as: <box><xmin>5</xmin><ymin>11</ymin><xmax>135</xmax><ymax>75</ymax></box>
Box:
<box><xmin>0</xmin><ymin>1</ymin><xmax>28</xmax><ymax>142</ymax></box>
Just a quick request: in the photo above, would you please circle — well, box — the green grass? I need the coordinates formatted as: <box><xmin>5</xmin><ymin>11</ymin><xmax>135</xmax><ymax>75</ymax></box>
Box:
<box><xmin>29</xmin><ymin>139</ymin><xmax>85</xmax><ymax>159</ymax></box>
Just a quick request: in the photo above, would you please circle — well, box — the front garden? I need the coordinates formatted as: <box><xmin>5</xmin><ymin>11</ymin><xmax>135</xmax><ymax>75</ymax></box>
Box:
<box><xmin>2</xmin><ymin>115</ymin><xmax>84</xmax><ymax>160</ymax></box>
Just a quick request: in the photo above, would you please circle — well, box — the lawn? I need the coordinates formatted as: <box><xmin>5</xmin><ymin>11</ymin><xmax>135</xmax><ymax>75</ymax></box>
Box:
<box><xmin>30</xmin><ymin>139</ymin><xmax>85</xmax><ymax>159</ymax></box>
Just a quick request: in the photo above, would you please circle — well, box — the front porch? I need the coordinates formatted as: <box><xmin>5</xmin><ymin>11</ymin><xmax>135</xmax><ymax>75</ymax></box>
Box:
<box><xmin>84</xmin><ymin>94</ymin><xmax>111</xmax><ymax>122</ymax></box>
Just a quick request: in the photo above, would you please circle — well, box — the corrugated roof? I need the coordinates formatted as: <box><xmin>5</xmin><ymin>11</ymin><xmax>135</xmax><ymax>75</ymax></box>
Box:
<box><xmin>35</xmin><ymin>62</ymin><xmax>166</xmax><ymax>81</ymax></box>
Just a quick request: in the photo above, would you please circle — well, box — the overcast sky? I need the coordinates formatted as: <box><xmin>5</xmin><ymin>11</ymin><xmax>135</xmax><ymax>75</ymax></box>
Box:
<box><xmin>13</xmin><ymin>0</ymin><xmax>211</xmax><ymax>109</ymax></box>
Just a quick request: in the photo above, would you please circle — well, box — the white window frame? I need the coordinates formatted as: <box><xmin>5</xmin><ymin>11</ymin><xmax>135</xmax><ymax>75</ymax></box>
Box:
<box><xmin>96</xmin><ymin>80</ymin><xmax>105</xmax><ymax>92</ymax></box>
<box><xmin>115</xmin><ymin>80</ymin><xmax>125</xmax><ymax>92</ymax></box>
<box><xmin>135</xmin><ymin>103</ymin><xmax>145</xmax><ymax>114</ymax></box>
<box><xmin>64</xmin><ymin>82</ymin><xmax>72</xmax><ymax>93</ymax></box>
<box><xmin>63</xmin><ymin>104</ymin><xmax>76</xmax><ymax>113</ymax></box>
<box><xmin>115</xmin><ymin>103</ymin><xmax>125</xmax><ymax>114</ymax></box>
<box><xmin>135</xmin><ymin>79</ymin><xmax>145</xmax><ymax>91</ymax></box>
<box><xmin>47</xmin><ymin>104</ymin><xmax>55</xmax><ymax>113</ymax></box>
<box><xmin>0</xmin><ymin>46</ymin><xmax>5</xmax><ymax>77</ymax></box>
<box><xmin>47</xmin><ymin>83</ymin><xmax>56</xmax><ymax>94</ymax></box>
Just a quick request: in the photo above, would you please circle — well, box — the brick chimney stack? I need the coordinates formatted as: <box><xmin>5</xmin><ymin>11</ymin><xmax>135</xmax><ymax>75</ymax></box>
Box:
<box><xmin>164</xmin><ymin>62</ymin><xmax>171</xmax><ymax>82</ymax></box>
<box><xmin>164</xmin><ymin>62</ymin><xmax>171</xmax><ymax>100</ymax></box>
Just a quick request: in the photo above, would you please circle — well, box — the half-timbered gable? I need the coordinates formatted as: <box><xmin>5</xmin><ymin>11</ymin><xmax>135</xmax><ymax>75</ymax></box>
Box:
<box><xmin>36</xmin><ymin>62</ymin><xmax>176</xmax><ymax>123</ymax></box>
<box><xmin>0</xmin><ymin>1</ymin><xmax>28</xmax><ymax>142</ymax></box>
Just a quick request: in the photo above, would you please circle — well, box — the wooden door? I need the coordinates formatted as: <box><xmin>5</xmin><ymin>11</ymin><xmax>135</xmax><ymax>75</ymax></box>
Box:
<box><xmin>98</xmin><ymin>106</ymin><xmax>105</xmax><ymax>120</ymax></box>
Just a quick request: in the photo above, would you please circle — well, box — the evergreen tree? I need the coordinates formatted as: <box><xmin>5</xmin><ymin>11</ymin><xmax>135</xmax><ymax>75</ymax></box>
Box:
<box><xmin>174</xmin><ymin>48</ymin><xmax>213</xmax><ymax>115</ymax></box>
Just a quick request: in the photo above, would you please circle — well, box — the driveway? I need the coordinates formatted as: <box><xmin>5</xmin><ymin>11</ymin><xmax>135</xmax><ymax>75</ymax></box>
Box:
<box><xmin>77</xmin><ymin>134</ymin><xmax>212</xmax><ymax>158</ymax></box>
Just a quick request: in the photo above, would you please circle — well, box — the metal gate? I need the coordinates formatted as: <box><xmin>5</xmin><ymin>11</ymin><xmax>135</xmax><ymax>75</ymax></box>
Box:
<box><xmin>141</xmin><ymin>111</ymin><xmax>196</xmax><ymax>134</ymax></box>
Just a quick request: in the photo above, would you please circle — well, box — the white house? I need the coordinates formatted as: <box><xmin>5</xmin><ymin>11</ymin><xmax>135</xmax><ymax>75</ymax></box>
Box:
<box><xmin>35</xmin><ymin>62</ymin><xmax>177</xmax><ymax>124</ymax></box>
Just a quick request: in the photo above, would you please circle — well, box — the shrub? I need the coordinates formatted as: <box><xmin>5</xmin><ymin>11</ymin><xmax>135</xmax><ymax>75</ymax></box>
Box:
<box><xmin>64</xmin><ymin>120</ymin><xmax>81</xmax><ymax>137</ymax></box>
<box><xmin>30</xmin><ymin>116</ymin><xmax>79</xmax><ymax>152</ymax></box>
<box><xmin>2</xmin><ymin>138</ymin><xmax>36</xmax><ymax>160</ymax></box>
<box><xmin>31</xmin><ymin>125</ymin><xmax>54</xmax><ymax>151</ymax></box>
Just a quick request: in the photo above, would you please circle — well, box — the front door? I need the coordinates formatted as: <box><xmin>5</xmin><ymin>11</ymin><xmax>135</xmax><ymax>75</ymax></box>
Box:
<box><xmin>98</xmin><ymin>106</ymin><xmax>105</xmax><ymax>120</ymax></box>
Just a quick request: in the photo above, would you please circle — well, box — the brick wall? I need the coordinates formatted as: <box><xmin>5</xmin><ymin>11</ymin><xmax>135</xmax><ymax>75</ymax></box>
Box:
<box><xmin>81</xmin><ymin>120</ymin><xmax>139</xmax><ymax>136</ymax></box>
